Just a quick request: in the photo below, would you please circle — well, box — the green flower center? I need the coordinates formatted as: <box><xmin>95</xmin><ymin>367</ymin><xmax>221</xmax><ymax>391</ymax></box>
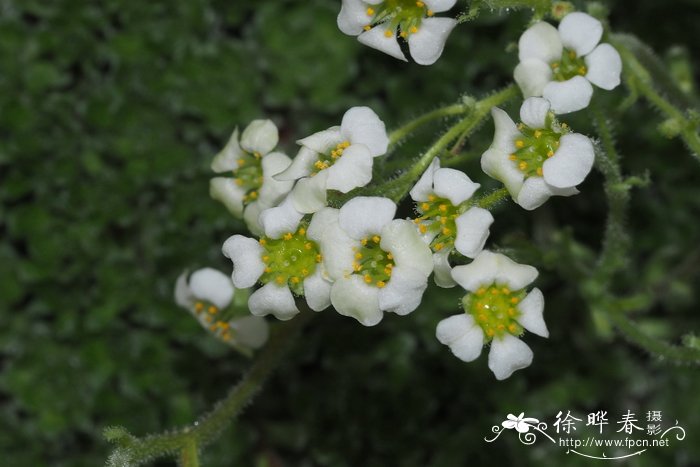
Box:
<box><xmin>310</xmin><ymin>140</ymin><xmax>350</xmax><ymax>176</ymax></box>
<box><xmin>414</xmin><ymin>194</ymin><xmax>459</xmax><ymax>252</ymax></box>
<box><xmin>258</xmin><ymin>225</ymin><xmax>322</xmax><ymax>295</ymax></box>
<box><xmin>364</xmin><ymin>0</ymin><xmax>435</xmax><ymax>38</ymax></box>
<box><xmin>352</xmin><ymin>235</ymin><xmax>395</xmax><ymax>288</ymax></box>
<box><xmin>509</xmin><ymin>111</ymin><xmax>571</xmax><ymax>178</ymax></box>
<box><xmin>232</xmin><ymin>149</ymin><xmax>264</xmax><ymax>205</ymax></box>
<box><xmin>550</xmin><ymin>48</ymin><xmax>588</xmax><ymax>81</ymax></box>
<box><xmin>463</xmin><ymin>284</ymin><xmax>527</xmax><ymax>342</ymax></box>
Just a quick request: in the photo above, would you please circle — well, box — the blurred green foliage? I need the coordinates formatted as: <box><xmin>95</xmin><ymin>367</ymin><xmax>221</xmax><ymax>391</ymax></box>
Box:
<box><xmin>1</xmin><ymin>0</ymin><xmax>699</xmax><ymax>465</ymax></box>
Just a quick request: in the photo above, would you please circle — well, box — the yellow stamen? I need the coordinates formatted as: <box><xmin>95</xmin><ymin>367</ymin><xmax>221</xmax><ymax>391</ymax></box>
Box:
<box><xmin>547</xmin><ymin>150</ymin><xmax>554</xmax><ymax>158</ymax></box>
<box><xmin>491</xmin><ymin>288</ymin><xmax>499</xmax><ymax>295</ymax></box>
<box><xmin>376</xmin><ymin>281</ymin><xmax>386</xmax><ymax>288</ymax></box>
<box><xmin>419</xmin><ymin>224</ymin><xmax>427</xmax><ymax>234</ymax></box>
<box><xmin>416</xmin><ymin>1</ymin><xmax>424</xmax><ymax>6</ymax></box>
<box><xmin>264</xmin><ymin>267</ymin><xmax>272</xmax><ymax>273</ymax></box>
<box><xmin>355</xmin><ymin>252</ymin><xmax>363</xmax><ymax>260</ymax></box>
<box><xmin>384</xmin><ymin>29</ymin><xmax>393</xmax><ymax>38</ymax></box>
<box><xmin>275</xmin><ymin>276</ymin><xmax>285</xmax><ymax>284</ymax></box>
<box><xmin>259</xmin><ymin>238</ymin><xmax>267</xmax><ymax>245</ymax></box>
<box><xmin>476</xmin><ymin>288</ymin><xmax>486</xmax><ymax>296</ymax></box>
<box><xmin>427</xmin><ymin>9</ymin><xmax>434</xmax><ymax>16</ymax></box>
<box><xmin>235</xmin><ymin>179</ymin><xmax>243</xmax><ymax>186</ymax></box>
<box><xmin>442</xmin><ymin>227</ymin><xmax>451</xmax><ymax>235</ymax></box>
<box><xmin>515</xmin><ymin>139</ymin><xmax>525</xmax><ymax>148</ymax></box>
<box><xmin>298</xmin><ymin>228</ymin><xmax>306</xmax><ymax>236</ymax></box>
<box><xmin>386</xmin><ymin>253</ymin><xmax>393</xmax><ymax>260</ymax></box>
<box><xmin>438</xmin><ymin>204</ymin><xmax>447</xmax><ymax>212</ymax></box>
<box><xmin>301</xmin><ymin>268</ymin><xmax>309</xmax><ymax>277</ymax></box>
<box><xmin>364</xmin><ymin>274</ymin><xmax>372</xmax><ymax>284</ymax></box>
<box><xmin>400</xmin><ymin>31</ymin><xmax>408</xmax><ymax>38</ymax></box>
<box><xmin>409</xmin><ymin>26</ymin><xmax>418</xmax><ymax>34</ymax></box>
<box><xmin>434</xmin><ymin>242</ymin><xmax>444</xmax><ymax>251</ymax></box>
<box><xmin>253</xmin><ymin>151</ymin><xmax>261</xmax><ymax>159</ymax></box>
<box><xmin>536</xmin><ymin>167</ymin><xmax>543</xmax><ymax>176</ymax></box>
<box><xmin>372</xmin><ymin>235</ymin><xmax>380</xmax><ymax>243</ymax></box>
<box><xmin>486</xmin><ymin>328</ymin><xmax>495</xmax><ymax>337</ymax></box>
<box><xmin>578</xmin><ymin>66</ymin><xmax>587</xmax><ymax>75</ymax></box>
<box><xmin>363</xmin><ymin>25</ymin><xmax>371</xmax><ymax>31</ymax></box>
<box><xmin>304</xmin><ymin>242</ymin><xmax>313</xmax><ymax>250</ymax></box>
<box><xmin>290</xmin><ymin>276</ymin><xmax>300</xmax><ymax>284</ymax></box>
<box><xmin>534</xmin><ymin>130</ymin><xmax>542</xmax><ymax>138</ymax></box>
<box><xmin>421</xmin><ymin>202</ymin><xmax>430</xmax><ymax>211</ymax></box>
<box><xmin>508</xmin><ymin>307</ymin><xmax>517</xmax><ymax>316</ymax></box>
<box><xmin>283</xmin><ymin>232</ymin><xmax>293</xmax><ymax>241</ymax></box>
<box><xmin>428</xmin><ymin>194</ymin><xmax>437</xmax><ymax>201</ymax></box>
<box><xmin>508</xmin><ymin>323</ymin><xmax>518</xmax><ymax>334</ymax></box>
<box><xmin>568</xmin><ymin>50</ymin><xmax>576</xmax><ymax>59</ymax></box>
<box><xmin>194</xmin><ymin>302</ymin><xmax>204</xmax><ymax>312</ymax></box>
<box><xmin>509</xmin><ymin>154</ymin><xmax>517</xmax><ymax>161</ymax></box>
<box><xmin>316</xmin><ymin>254</ymin><xmax>323</xmax><ymax>262</ymax></box>
<box><xmin>384</xmin><ymin>268</ymin><xmax>392</xmax><ymax>275</ymax></box>
<box><xmin>510</xmin><ymin>297</ymin><xmax>520</xmax><ymax>304</ymax></box>
<box><xmin>237</xmin><ymin>158</ymin><xmax>245</xmax><ymax>166</ymax></box>
<box><xmin>519</xmin><ymin>161</ymin><xmax>528</xmax><ymax>171</ymax></box>
<box><xmin>501</xmin><ymin>287</ymin><xmax>510</xmax><ymax>294</ymax></box>
<box><xmin>361</xmin><ymin>238</ymin><xmax>368</xmax><ymax>246</ymax></box>
<box><xmin>366</xmin><ymin>7</ymin><xmax>374</xmax><ymax>15</ymax></box>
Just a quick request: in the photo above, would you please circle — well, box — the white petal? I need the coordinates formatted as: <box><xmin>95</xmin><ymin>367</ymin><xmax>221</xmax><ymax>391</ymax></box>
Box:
<box><xmin>450</xmin><ymin>250</ymin><xmax>500</xmax><ymax>292</ymax></box>
<box><xmin>381</xmin><ymin>219</ymin><xmax>433</xmax><ymax>277</ymax></box>
<box><xmin>518</xmin><ymin>22</ymin><xmax>562</xmax><ymax>63</ymax></box>
<box><xmin>209</xmin><ymin>177</ymin><xmax>245</xmax><ymax>217</ymax></box>
<box><xmin>488</xmin><ymin>334</ymin><xmax>534</xmax><ymax>380</ymax></box>
<box><xmin>514</xmin><ymin>59</ymin><xmax>553</xmax><ymax>98</ymax></box>
<box><xmin>175</xmin><ymin>271</ymin><xmax>194</xmax><ymax>308</ymax></box>
<box><xmin>303</xmin><ymin>267</ymin><xmax>333</xmax><ymax>311</ymax></box>
<box><xmin>358</xmin><ymin>24</ymin><xmax>407</xmax><ymax>62</ymax></box>
<box><xmin>493</xmin><ymin>254</ymin><xmax>538</xmax><ymax>290</ymax></box>
<box><xmin>450</xmin><ymin>327</ymin><xmax>485</xmax><ymax>362</ymax></box>
<box><xmin>291</xmin><ymin>172</ymin><xmax>328</xmax><ymax>214</ymax></box>
<box><xmin>258</xmin><ymin>152</ymin><xmax>294</xmax><ymax>205</ymax></box>
<box><xmin>543</xmin><ymin>133</ymin><xmax>594</xmax><ymax>189</ymax></box>
<box><xmin>558</xmin><ymin>12</ymin><xmax>602</xmax><ymax>57</ymax></box>
<box><xmin>307</xmin><ymin>207</ymin><xmax>339</xmax><ymax>243</ymax></box>
<box><xmin>436</xmin><ymin>313</ymin><xmax>476</xmax><ymax>345</ymax></box>
<box><xmin>230</xmin><ymin>316</ymin><xmax>269</xmax><ymax>349</ymax></box>
<box><xmin>189</xmin><ymin>268</ymin><xmax>235</xmax><ymax>309</ymax></box>
<box><xmin>240</xmin><ymin>119</ymin><xmax>278</xmax><ymax>156</ymax></box>
<box><xmin>407</xmin><ymin>17</ymin><xmax>457</xmax><ymax>66</ymax></box>
<box><xmin>222</xmin><ymin>235</ymin><xmax>265</xmax><ymax>288</ymax></box>
<box><xmin>319</xmin><ymin>218</ymin><xmax>357</xmax><ymax>280</ymax></box>
<box><xmin>480</xmin><ymin>149</ymin><xmax>524</xmax><ymax>198</ymax></box>
<box><xmin>340</xmin><ymin>106</ymin><xmax>389</xmax><ymax>157</ymax></box>
<box><xmin>489</xmin><ymin>107</ymin><xmax>519</xmax><ymax>153</ymax></box>
<box><xmin>330</xmin><ymin>276</ymin><xmax>383</xmax><ymax>326</ymax></box>
<box><xmin>338</xmin><ymin>196</ymin><xmax>396</xmax><ymax>240</ymax></box>
<box><xmin>243</xmin><ymin>201</ymin><xmax>265</xmax><ymax>237</ymax></box>
<box><xmin>211</xmin><ymin>128</ymin><xmax>242</xmax><ymax>173</ymax></box>
<box><xmin>433</xmin><ymin>168</ymin><xmax>480</xmax><ymax>205</ymax></box>
<box><xmin>378</xmin><ymin>265</ymin><xmax>428</xmax><ymax>315</ymax></box>
<box><xmin>516</xmin><ymin>288</ymin><xmax>548</xmax><ymax>337</ymax></box>
<box><xmin>543</xmin><ymin>76</ymin><xmax>593</xmax><ymax>114</ymax></box>
<box><xmin>519</xmin><ymin>97</ymin><xmax>551</xmax><ymax>129</ymax></box>
<box><xmin>297</xmin><ymin>127</ymin><xmax>342</xmax><ymax>154</ymax></box>
<box><xmin>585</xmin><ymin>43</ymin><xmax>622</xmax><ymax>90</ymax></box>
<box><xmin>454</xmin><ymin>207</ymin><xmax>494</xmax><ymax>258</ymax></box>
<box><xmin>248</xmin><ymin>282</ymin><xmax>299</xmax><ymax>321</ymax></box>
<box><xmin>325</xmin><ymin>144</ymin><xmax>374</xmax><ymax>193</ymax></box>
<box><xmin>409</xmin><ymin>157</ymin><xmax>440</xmax><ymax>202</ymax></box>
<box><xmin>275</xmin><ymin>146</ymin><xmax>318</xmax><ymax>182</ymax></box>
<box><xmin>515</xmin><ymin>177</ymin><xmax>554</xmax><ymax>210</ymax></box>
<box><xmin>337</xmin><ymin>0</ymin><xmax>372</xmax><ymax>36</ymax></box>
<box><xmin>432</xmin><ymin>249</ymin><xmax>456</xmax><ymax>288</ymax></box>
<box><xmin>259</xmin><ymin>196</ymin><xmax>304</xmax><ymax>239</ymax></box>
<box><xmin>423</xmin><ymin>0</ymin><xmax>457</xmax><ymax>13</ymax></box>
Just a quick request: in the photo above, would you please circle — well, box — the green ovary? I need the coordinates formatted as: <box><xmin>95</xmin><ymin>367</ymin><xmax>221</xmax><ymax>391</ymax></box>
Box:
<box><xmin>463</xmin><ymin>284</ymin><xmax>527</xmax><ymax>342</ymax></box>
<box><xmin>352</xmin><ymin>235</ymin><xmax>395</xmax><ymax>288</ymax></box>
<box><xmin>415</xmin><ymin>194</ymin><xmax>458</xmax><ymax>252</ymax></box>
<box><xmin>364</xmin><ymin>0</ymin><xmax>433</xmax><ymax>38</ymax></box>
<box><xmin>258</xmin><ymin>225</ymin><xmax>321</xmax><ymax>295</ymax></box>
<box><xmin>550</xmin><ymin>48</ymin><xmax>588</xmax><ymax>81</ymax></box>
<box><xmin>511</xmin><ymin>121</ymin><xmax>564</xmax><ymax>178</ymax></box>
<box><xmin>232</xmin><ymin>150</ymin><xmax>264</xmax><ymax>205</ymax></box>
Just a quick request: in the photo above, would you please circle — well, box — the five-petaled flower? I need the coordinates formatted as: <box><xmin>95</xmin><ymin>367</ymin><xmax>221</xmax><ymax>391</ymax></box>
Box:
<box><xmin>210</xmin><ymin>120</ymin><xmax>294</xmax><ymax>236</ymax></box>
<box><xmin>337</xmin><ymin>0</ymin><xmax>458</xmax><ymax>65</ymax></box>
<box><xmin>502</xmin><ymin>413</ymin><xmax>540</xmax><ymax>433</ymax></box>
<box><xmin>514</xmin><ymin>12</ymin><xmax>622</xmax><ymax>114</ymax></box>
<box><xmin>436</xmin><ymin>251</ymin><xmax>548</xmax><ymax>380</ymax></box>
<box><xmin>317</xmin><ymin>196</ymin><xmax>433</xmax><ymax>326</ymax></box>
<box><xmin>481</xmin><ymin>97</ymin><xmax>595</xmax><ymax>210</ymax></box>
<box><xmin>410</xmin><ymin>158</ymin><xmax>494</xmax><ymax>287</ymax></box>
<box><xmin>175</xmin><ymin>268</ymin><xmax>270</xmax><ymax>351</ymax></box>
<box><xmin>275</xmin><ymin>106</ymin><xmax>389</xmax><ymax>214</ymax></box>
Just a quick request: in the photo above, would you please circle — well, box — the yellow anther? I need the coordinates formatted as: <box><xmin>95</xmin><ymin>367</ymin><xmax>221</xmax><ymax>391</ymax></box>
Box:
<box><xmin>237</xmin><ymin>158</ymin><xmax>246</xmax><ymax>166</ymax></box>
<box><xmin>534</xmin><ymin>130</ymin><xmax>542</xmax><ymax>138</ymax></box>
<box><xmin>363</xmin><ymin>25</ymin><xmax>371</xmax><ymax>31</ymax></box>
<box><xmin>509</xmin><ymin>154</ymin><xmax>517</xmax><ymax>161</ymax></box>
<box><xmin>428</xmin><ymin>194</ymin><xmax>437</xmax><ymax>201</ymax></box>
<box><xmin>400</xmin><ymin>31</ymin><xmax>408</xmax><ymax>38</ymax></box>
<box><xmin>440</xmin><ymin>217</ymin><xmax>447</xmax><ymax>225</ymax></box>
<box><xmin>384</xmin><ymin>29</ymin><xmax>393</xmax><ymax>38</ymax></box>
<box><xmin>341</xmin><ymin>141</ymin><xmax>350</xmax><ymax>148</ymax></box>
<box><xmin>501</xmin><ymin>287</ymin><xmax>510</xmax><ymax>294</ymax></box>
<box><xmin>364</xmin><ymin>274</ymin><xmax>372</xmax><ymax>284</ymax></box>
<box><xmin>476</xmin><ymin>302</ymin><xmax>484</xmax><ymax>310</ymax></box>
<box><xmin>551</xmin><ymin>62</ymin><xmax>560</xmax><ymax>69</ymax></box>
<box><xmin>409</xmin><ymin>26</ymin><xmax>418</xmax><ymax>34</ymax></box>
<box><xmin>259</xmin><ymin>238</ymin><xmax>267</xmax><ymax>245</ymax></box>
<box><xmin>419</xmin><ymin>224</ymin><xmax>427</xmax><ymax>234</ymax></box>
<box><xmin>478</xmin><ymin>314</ymin><xmax>487</xmax><ymax>322</ymax></box>
<box><xmin>301</xmin><ymin>268</ymin><xmax>309</xmax><ymax>277</ymax></box>
<box><xmin>561</xmin><ymin>123</ymin><xmax>568</xmax><ymax>129</ymax></box>
<box><xmin>427</xmin><ymin>9</ymin><xmax>434</xmax><ymax>16</ymax></box>
<box><xmin>386</xmin><ymin>262</ymin><xmax>393</xmax><ymax>269</ymax></box>
<box><xmin>353</xmin><ymin>262</ymin><xmax>362</xmax><ymax>272</ymax></box>
<box><xmin>372</xmin><ymin>235</ymin><xmax>380</xmax><ymax>243</ymax></box>
<box><xmin>434</xmin><ymin>242</ymin><xmax>444</xmax><ymax>251</ymax></box>
<box><xmin>386</xmin><ymin>253</ymin><xmax>393</xmax><ymax>260</ymax></box>
<box><xmin>220</xmin><ymin>322</ymin><xmax>230</xmax><ymax>330</ymax></box>
<box><xmin>331</xmin><ymin>150</ymin><xmax>338</xmax><ymax>158</ymax></box>
<box><xmin>355</xmin><ymin>252</ymin><xmax>363</xmax><ymax>260</ymax></box>
<box><xmin>249</xmin><ymin>191</ymin><xmax>258</xmax><ymax>199</ymax></box>
<box><xmin>275</xmin><ymin>276</ymin><xmax>285</xmax><ymax>284</ymax></box>
<box><xmin>486</xmin><ymin>328</ymin><xmax>495</xmax><ymax>337</ymax></box>
<box><xmin>290</xmin><ymin>276</ymin><xmax>300</xmax><ymax>284</ymax></box>
<box><xmin>413</xmin><ymin>217</ymin><xmax>422</xmax><ymax>224</ymax></box>
<box><xmin>209</xmin><ymin>324</ymin><xmax>217</xmax><ymax>331</ymax></box>
<box><xmin>384</xmin><ymin>268</ymin><xmax>392</xmax><ymax>275</ymax></box>
<box><xmin>510</xmin><ymin>297</ymin><xmax>520</xmax><ymax>304</ymax></box>
<box><xmin>253</xmin><ymin>151</ymin><xmax>262</xmax><ymax>159</ymax></box>
<box><xmin>515</xmin><ymin>139</ymin><xmax>525</xmax><ymax>148</ymax></box>
<box><xmin>568</xmin><ymin>50</ymin><xmax>576</xmax><ymax>59</ymax></box>
<box><xmin>376</xmin><ymin>281</ymin><xmax>386</xmax><ymax>288</ymax></box>
<box><xmin>283</xmin><ymin>232</ymin><xmax>293</xmax><ymax>241</ymax></box>
<box><xmin>517</xmin><ymin>123</ymin><xmax>525</xmax><ymax>130</ymax></box>
<box><xmin>421</xmin><ymin>202</ymin><xmax>430</xmax><ymax>211</ymax></box>
<box><xmin>234</xmin><ymin>178</ymin><xmax>243</xmax><ymax>186</ymax></box>
<box><xmin>264</xmin><ymin>267</ymin><xmax>272</xmax><ymax>273</ymax></box>
<box><xmin>366</xmin><ymin>7</ymin><xmax>375</xmax><ymax>15</ymax></box>
<box><xmin>442</xmin><ymin>227</ymin><xmax>451</xmax><ymax>235</ymax></box>
<box><xmin>262</xmin><ymin>255</ymin><xmax>270</xmax><ymax>263</ymax></box>
<box><xmin>361</xmin><ymin>238</ymin><xmax>368</xmax><ymax>246</ymax></box>
<box><xmin>508</xmin><ymin>323</ymin><xmax>518</xmax><ymax>333</ymax></box>
<box><xmin>204</xmin><ymin>315</ymin><xmax>212</xmax><ymax>323</ymax></box>
<box><xmin>298</xmin><ymin>228</ymin><xmax>306</xmax><ymax>236</ymax></box>
<box><xmin>222</xmin><ymin>332</ymin><xmax>231</xmax><ymax>341</ymax></box>
<box><xmin>536</xmin><ymin>167</ymin><xmax>543</xmax><ymax>176</ymax></box>
<box><xmin>438</xmin><ymin>204</ymin><xmax>447</xmax><ymax>212</ymax></box>
<box><xmin>194</xmin><ymin>302</ymin><xmax>204</xmax><ymax>312</ymax></box>
<box><xmin>304</xmin><ymin>242</ymin><xmax>313</xmax><ymax>250</ymax></box>
<box><xmin>416</xmin><ymin>0</ymin><xmax>424</xmax><ymax>6</ymax></box>
<box><xmin>497</xmin><ymin>323</ymin><xmax>505</xmax><ymax>331</ymax></box>
<box><xmin>547</xmin><ymin>150</ymin><xmax>554</xmax><ymax>158</ymax></box>
<box><xmin>491</xmin><ymin>288</ymin><xmax>499</xmax><ymax>295</ymax></box>
<box><xmin>508</xmin><ymin>307</ymin><xmax>517</xmax><ymax>316</ymax></box>
<box><xmin>519</xmin><ymin>161</ymin><xmax>528</xmax><ymax>171</ymax></box>
<box><xmin>476</xmin><ymin>288</ymin><xmax>486</xmax><ymax>296</ymax></box>
<box><xmin>316</xmin><ymin>254</ymin><xmax>323</xmax><ymax>262</ymax></box>
<box><xmin>578</xmin><ymin>66</ymin><xmax>587</xmax><ymax>75</ymax></box>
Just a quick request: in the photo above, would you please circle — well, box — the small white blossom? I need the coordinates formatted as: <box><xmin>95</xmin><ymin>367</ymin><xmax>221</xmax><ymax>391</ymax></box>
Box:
<box><xmin>410</xmin><ymin>158</ymin><xmax>494</xmax><ymax>288</ymax></box>
<box><xmin>436</xmin><ymin>251</ymin><xmax>548</xmax><ymax>380</ymax></box>
<box><xmin>337</xmin><ymin>0</ymin><xmax>457</xmax><ymax>65</ymax></box>
<box><xmin>317</xmin><ymin>196</ymin><xmax>433</xmax><ymax>326</ymax></box>
<box><xmin>481</xmin><ymin>97</ymin><xmax>595</xmax><ymax>210</ymax></box>
<box><xmin>210</xmin><ymin>120</ymin><xmax>294</xmax><ymax>236</ymax></box>
<box><xmin>514</xmin><ymin>12</ymin><xmax>622</xmax><ymax>114</ymax></box>
<box><xmin>175</xmin><ymin>268</ymin><xmax>269</xmax><ymax>350</ymax></box>
<box><xmin>275</xmin><ymin>106</ymin><xmax>389</xmax><ymax>214</ymax></box>
<box><xmin>221</xmin><ymin>205</ymin><xmax>334</xmax><ymax>321</ymax></box>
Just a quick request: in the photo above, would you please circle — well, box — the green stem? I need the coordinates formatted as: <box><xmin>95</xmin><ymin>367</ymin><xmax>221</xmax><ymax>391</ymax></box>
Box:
<box><xmin>107</xmin><ymin>312</ymin><xmax>313</xmax><ymax>466</ymax></box>
<box><xmin>475</xmin><ymin>187</ymin><xmax>510</xmax><ymax>209</ymax></box>
<box><xmin>388</xmin><ymin>102</ymin><xmax>470</xmax><ymax>146</ymax></box>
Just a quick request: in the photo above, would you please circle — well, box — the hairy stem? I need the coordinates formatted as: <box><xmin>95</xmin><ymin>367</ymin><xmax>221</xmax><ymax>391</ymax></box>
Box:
<box><xmin>389</xmin><ymin>102</ymin><xmax>471</xmax><ymax>146</ymax></box>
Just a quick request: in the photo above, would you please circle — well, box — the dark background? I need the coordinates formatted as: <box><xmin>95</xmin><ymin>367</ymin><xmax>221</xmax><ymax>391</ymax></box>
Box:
<box><xmin>1</xmin><ymin>0</ymin><xmax>699</xmax><ymax>465</ymax></box>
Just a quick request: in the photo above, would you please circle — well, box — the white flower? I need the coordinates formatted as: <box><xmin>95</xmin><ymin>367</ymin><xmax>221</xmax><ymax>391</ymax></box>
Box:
<box><xmin>318</xmin><ymin>196</ymin><xmax>433</xmax><ymax>326</ymax></box>
<box><xmin>175</xmin><ymin>268</ymin><xmax>269</xmax><ymax>350</ymax></box>
<box><xmin>221</xmin><ymin>206</ymin><xmax>334</xmax><ymax>321</ymax></box>
<box><xmin>275</xmin><ymin>106</ymin><xmax>389</xmax><ymax>214</ymax></box>
<box><xmin>502</xmin><ymin>413</ymin><xmax>540</xmax><ymax>433</ymax></box>
<box><xmin>435</xmin><ymin>250</ymin><xmax>548</xmax><ymax>380</ymax></box>
<box><xmin>210</xmin><ymin>120</ymin><xmax>294</xmax><ymax>236</ymax></box>
<box><xmin>481</xmin><ymin>97</ymin><xmax>595</xmax><ymax>210</ymax></box>
<box><xmin>514</xmin><ymin>12</ymin><xmax>622</xmax><ymax>114</ymax></box>
<box><xmin>410</xmin><ymin>158</ymin><xmax>494</xmax><ymax>288</ymax></box>
<box><xmin>337</xmin><ymin>0</ymin><xmax>457</xmax><ymax>65</ymax></box>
